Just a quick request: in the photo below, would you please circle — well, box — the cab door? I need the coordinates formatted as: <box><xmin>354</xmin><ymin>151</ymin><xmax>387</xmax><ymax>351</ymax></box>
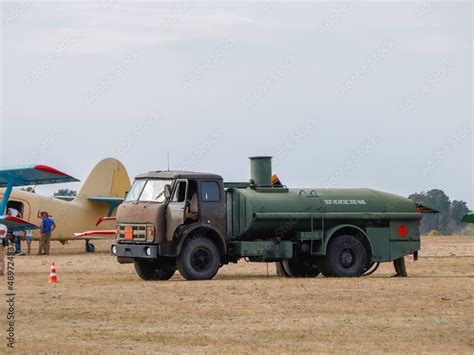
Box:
<box><xmin>198</xmin><ymin>179</ymin><xmax>226</xmax><ymax>238</ymax></box>
<box><xmin>166</xmin><ymin>179</ymin><xmax>188</xmax><ymax>241</ymax></box>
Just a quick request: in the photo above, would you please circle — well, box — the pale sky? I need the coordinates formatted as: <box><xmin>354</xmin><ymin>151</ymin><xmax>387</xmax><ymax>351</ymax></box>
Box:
<box><xmin>1</xmin><ymin>1</ymin><xmax>473</xmax><ymax>207</ymax></box>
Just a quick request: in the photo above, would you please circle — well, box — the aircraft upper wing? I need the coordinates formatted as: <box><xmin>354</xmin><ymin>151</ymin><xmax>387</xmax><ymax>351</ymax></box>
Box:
<box><xmin>461</xmin><ymin>212</ymin><xmax>474</xmax><ymax>223</ymax></box>
<box><xmin>0</xmin><ymin>165</ymin><xmax>79</xmax><ymax>187</ymax></box>
<box><xmin>0</xmin><ymin>216</ymin><xmax>39</xmax><ymax>232</ymax></box>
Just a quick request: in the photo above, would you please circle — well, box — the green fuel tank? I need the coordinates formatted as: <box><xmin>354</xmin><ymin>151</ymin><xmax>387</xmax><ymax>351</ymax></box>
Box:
<box><xmin>226</xmin><ymin>187</ymin><xmax>418</xmax><ymax>239</ymax></box>
<box><xmin>226</xmin><ymin>157</ymin><xmax>420</xmax><ymax>240</ymax></box>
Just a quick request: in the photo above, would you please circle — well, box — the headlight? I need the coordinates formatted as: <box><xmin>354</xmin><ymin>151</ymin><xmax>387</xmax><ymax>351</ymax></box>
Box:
<box><xmin>147</xmin><ymin>226</ymin><xmax>155</xmax><ymax>239</ymax></box>
<box><xmin>146</xmin><ymin>247</ymin><xmax>152</xmax><ymax>256</ymax></box>
<box><xmin>111</xmin><ymin>245</ymin><xmax>117</xmax><ymax>255</ymax></box>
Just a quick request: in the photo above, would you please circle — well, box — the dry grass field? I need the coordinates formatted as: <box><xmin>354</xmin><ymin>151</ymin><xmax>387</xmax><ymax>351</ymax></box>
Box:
<box><xmin>1</xmin><ymin>236</ymin><xmax>473</xmax><ymax>353</ymax></box>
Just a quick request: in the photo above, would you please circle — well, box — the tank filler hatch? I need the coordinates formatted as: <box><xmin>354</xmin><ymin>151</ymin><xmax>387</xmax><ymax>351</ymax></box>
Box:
<box><xmin>248</xmin><ymin>156</ymin><xmax>288</xmax><ymax>192</ymax></box>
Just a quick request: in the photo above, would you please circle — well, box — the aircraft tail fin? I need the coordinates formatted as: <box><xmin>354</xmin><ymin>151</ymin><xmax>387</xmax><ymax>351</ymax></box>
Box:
<box><xmin>76</xmin><ymin>158</ymin><xmax>131</xmax><ymax>202</ymax></box>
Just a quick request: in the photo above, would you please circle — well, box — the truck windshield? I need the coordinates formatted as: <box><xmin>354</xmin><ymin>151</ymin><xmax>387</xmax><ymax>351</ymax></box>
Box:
<box><xmin>126</xmin><ymin>179</ymin><xmax>173</xmax><ymax>203</ymax></box>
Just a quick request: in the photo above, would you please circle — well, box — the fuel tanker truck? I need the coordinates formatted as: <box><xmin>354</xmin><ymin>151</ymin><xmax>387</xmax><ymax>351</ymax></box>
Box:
<box><xmin>111</xmin><ymin>156</ymin><xmax>426</xmax><ymax>281</ymax></box>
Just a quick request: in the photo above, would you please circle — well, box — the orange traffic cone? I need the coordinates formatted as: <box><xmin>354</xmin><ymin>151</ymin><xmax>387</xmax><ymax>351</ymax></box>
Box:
<box><xmin>48</xmin><ymin>262</ymin><xmax>59</xmax><ymax>283</ymax></box>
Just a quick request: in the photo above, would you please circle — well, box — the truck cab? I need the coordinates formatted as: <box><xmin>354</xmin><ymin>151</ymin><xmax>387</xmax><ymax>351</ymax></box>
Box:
<box><xmin>112</xmin><ymin>171</ymin><xmax>227</xmax><ymax>280</ymax></box>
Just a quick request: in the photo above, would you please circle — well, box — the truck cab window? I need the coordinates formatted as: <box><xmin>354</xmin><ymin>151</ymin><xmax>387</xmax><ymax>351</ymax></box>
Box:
<box><xmin>172</xmin><ymin>181</ymin><xmax>187</xmax><ymax>202</ymax></box>
<box><xmin>201</xmin><ymin>181</ymin><xmax>220</xmax><ymax>202</ymax></box>
<box><xmin>126</xmin><ymin>180</ymin><xmax>146</xmax><ymax>201</ymax></box>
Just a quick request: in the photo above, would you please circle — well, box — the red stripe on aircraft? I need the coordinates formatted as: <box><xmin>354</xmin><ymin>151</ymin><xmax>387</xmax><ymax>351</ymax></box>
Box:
<box><xmin>96</xmin><ymin>216</ymin><xmax>116</xmax><ymax>226</ymax></box>
<box><xmin>34</xmin><ymin>165</ymin><xmax>71</xmax><ymax>177</ymax></box>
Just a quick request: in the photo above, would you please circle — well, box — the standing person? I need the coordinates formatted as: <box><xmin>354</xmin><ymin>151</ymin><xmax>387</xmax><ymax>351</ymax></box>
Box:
<box><xmin>7</xmin><ymin>207</ymin><xmax>22</xmax><ymax>218</ymax></box>
<box><xmin>12</xmin><ymin>230</ymin><xmax>24</xmax><ymax>255</ymax></box>
<box><xmin>7</xmin><ymin>208</ymin><xmax>24</xmax><ymax>255</ymax></box>
<box><xmin>393</xmin><ymin>257</ymin><xmax>407</xmax><ymax>277</ymax></box>
<box><xmin>0</xmin><ymin>224</ymin><xmax>8</xmax><ymax>276</ymax></box>
<box><xmin>24</xmin><ymin>228</ymin><xmax>33</xmax><ymax>255</ymax></box>
<box><xmin>39</xmin><ymin>212</ymin><xmax>56</xmax><ymax>256</ymax></box>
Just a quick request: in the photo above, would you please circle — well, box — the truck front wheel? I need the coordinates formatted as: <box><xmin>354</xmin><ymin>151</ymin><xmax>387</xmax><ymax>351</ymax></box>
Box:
<box><xmin>134</xmin><ymin>260</ymin><xmax>176</xmax><ymax>281</ymax></box>
<box><xmin>321</xmin><ymin>235</ymin><xmax>368</xmax><ymax>277</ymax></box>
<box><xmin>177</xmin><ymin>235</ymin><xmax>220</xmax><ymax>280</ymax></box>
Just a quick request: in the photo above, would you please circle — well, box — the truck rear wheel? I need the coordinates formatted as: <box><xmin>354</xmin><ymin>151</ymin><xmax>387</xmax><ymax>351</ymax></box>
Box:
<box><xmin>134</xmin><ymin>260</ymin><xmax>176</xmax><ymax>281</ymax></box>
<box><xmin>322</xmin><ymin>235</ymin><xmax>368</xmax><ymax>277</ymax></box>
<box><xmin>177</xmin><ymin>235</ymin><xmax>220</xmax><ymax>280</ymax></box>
<box><xmin>282</xmin><ymin>258</ymin><xmax>320</xmax><ymax>278</ymax></box>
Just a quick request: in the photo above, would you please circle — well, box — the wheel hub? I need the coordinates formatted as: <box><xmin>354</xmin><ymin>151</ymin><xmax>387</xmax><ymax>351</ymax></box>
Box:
<box><xmin>191</xmin><ymin>248</ymin><xmax>211</xmax><ymax>271</ymax></box>
<box><xmin>339</xmin><ymin>249</ymin><xmax>354</xmax><ymax>268</ymax></box>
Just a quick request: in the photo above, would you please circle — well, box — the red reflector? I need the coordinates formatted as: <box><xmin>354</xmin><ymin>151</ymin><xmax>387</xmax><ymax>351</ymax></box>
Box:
<box><xmin>0</xmin><ymin>230</ymin><xmax>5</xmax><ymax>235</ymax></box>
<box><xmin>397</xmin><ymin>224</ymin><xmax>409</xmax><ymax>238</ymax></box>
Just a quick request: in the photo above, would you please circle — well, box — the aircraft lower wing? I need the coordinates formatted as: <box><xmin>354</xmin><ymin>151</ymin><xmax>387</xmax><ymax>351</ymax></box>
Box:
<box><xmin>0</xmin><ymin>216</ymin><xmax>39</xmax><ymax>232</ymax></box>
<box><xmin>73</xmin><ymin>230</ymin><xmax>116</xmax><ymax>240</ymax></box>
<box><xmin>73</xmin><ymin>216</ymin><xmax>117</xmax><ymax>240</ymax></box>
<box><xmin>461</xmin><ymin>212</ymin><xmax>474</xmax><ymax>223</ymax></box>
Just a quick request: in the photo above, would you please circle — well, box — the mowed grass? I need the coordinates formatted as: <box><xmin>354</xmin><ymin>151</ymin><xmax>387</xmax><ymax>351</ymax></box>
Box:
<box><xmin>1</xmin><ymin>236</ymin><xmax>473</xmax><ymax>353</ymax></box>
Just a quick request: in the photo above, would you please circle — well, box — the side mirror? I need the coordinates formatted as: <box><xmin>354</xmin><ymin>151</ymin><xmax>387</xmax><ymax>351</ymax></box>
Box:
<box><xmin>164</xmin><ymin>184</ymin><xmax>172</xmax><ymax>200</ymax></box>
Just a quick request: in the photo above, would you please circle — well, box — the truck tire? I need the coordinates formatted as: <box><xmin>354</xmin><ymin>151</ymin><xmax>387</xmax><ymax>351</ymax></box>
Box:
<box><xmin>282</xmin><ymin>258</ymin><xmax>320</xmax><ymax>278</ymax></box>
<box><xmin>134</xmin><ymin>260</ymin><xmax>176</xmax><ymax>281</ymax></box>
<box><xmin>177</xmin><ymin>235</ymin><xmax>220</xmax><ymax>280</ymax></box>
<box><xmin>322</xmin><ymin>235</ymin><xmax>368</xmax><ymax>277</ymax></box>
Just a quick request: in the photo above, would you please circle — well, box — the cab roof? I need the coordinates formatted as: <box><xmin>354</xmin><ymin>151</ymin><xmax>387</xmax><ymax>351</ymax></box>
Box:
<box><xmin>135</xmin><ymin>170</ymin><xmax>223</xmax><ymax>180</ymax></box>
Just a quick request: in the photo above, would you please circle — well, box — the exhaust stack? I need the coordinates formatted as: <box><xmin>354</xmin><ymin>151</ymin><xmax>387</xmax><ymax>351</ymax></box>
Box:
<box><xmin>249</xmin><ymin>156</ymin><xmax>272</xmax><ymax>186</ymax></box>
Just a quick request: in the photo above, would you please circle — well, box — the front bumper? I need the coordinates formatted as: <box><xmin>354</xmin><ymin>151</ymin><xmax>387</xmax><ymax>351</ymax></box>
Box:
<box><xmin>111</xmin><ymin>243</ymin><xmax>158</xmax><ymax>259</ymax></box>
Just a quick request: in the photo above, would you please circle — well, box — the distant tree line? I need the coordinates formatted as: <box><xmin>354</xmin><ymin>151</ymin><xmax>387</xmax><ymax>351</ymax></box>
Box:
<box><xmin>53</xmin><ymin>189</ymin><xmax>77</xmax><ymax>197</ymax></box>
<box><xmin>409</xmin><ymin>189</ymin><xmax>470</xmax><ymax>235</ymax></box>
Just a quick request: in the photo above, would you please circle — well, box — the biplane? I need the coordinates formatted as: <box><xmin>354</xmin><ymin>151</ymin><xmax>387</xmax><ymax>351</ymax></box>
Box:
<box><xmin>0</xmin><ymin>158</ymin><xmax>130</xmax><ymax>252</ymax></box>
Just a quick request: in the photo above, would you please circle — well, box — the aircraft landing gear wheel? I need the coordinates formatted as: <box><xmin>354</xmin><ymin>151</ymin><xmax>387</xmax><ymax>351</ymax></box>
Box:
<box><xmin>322</xmin><ymin>235</ymin><xmax>368</xmax><ymax>277</ymax></box>
<box><xmin>134</xmin><ymin>260</ymin><xmax>176</xmax><ymax>281</ymax></box>
<box><xmin>85</xmin><ymin>242</ymin><xmax>95</xmax><ymax>253</ymax></box>
<box><xmin>177</xmin><ymin>235</ymin><xmax>220</xmax><ymax>280</ymax></box>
